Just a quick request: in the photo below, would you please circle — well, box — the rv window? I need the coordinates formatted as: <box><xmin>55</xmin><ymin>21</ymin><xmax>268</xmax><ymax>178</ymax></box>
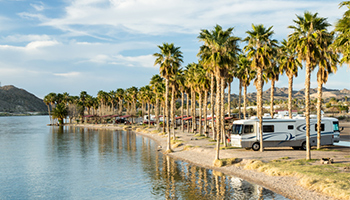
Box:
<box><xmin>315</xmin><ymin>124</ymin><xmax>325</xmax><ymax>132</ymax></box>
<box><xmin>244</xmin><ymin>125</ymin><xmax>254</xmax><ymax>133</ymax></box>
<box><xmin>288</xmin><ymin>125</ymin><xmax>294</xmax><ymax>130</ymax></box>
<box><xmin>263</xmin><ymin>125</ymin><xmax>274</xmax><ymax>132</ymax></box>
<box><xmin>333</xmin><ymin>122</ymin><xmax>339</xmax><ymax>132</ymax></box>
<box><xmin>232</xmin><ymin>124</ymin><xmax>243</xmax><ymax>135</ymax></box>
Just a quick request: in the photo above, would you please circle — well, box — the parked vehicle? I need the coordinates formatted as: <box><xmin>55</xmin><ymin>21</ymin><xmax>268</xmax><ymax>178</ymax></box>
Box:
<box><xmin>230</xmin><ymin>116</ymin><xmax>338</xmax><ymax>151</ymax></box>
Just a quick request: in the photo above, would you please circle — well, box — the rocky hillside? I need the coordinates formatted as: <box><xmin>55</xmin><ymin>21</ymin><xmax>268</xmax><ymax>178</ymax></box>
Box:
<box><xmin>228</xmin><ymin>87</ymin><xmax>350</xmax><ymax>102</ymax></box>
<box><xmin>0</xmin><ymin>85</ymin><xmax>47</xmax><ymax>113</ymax></box>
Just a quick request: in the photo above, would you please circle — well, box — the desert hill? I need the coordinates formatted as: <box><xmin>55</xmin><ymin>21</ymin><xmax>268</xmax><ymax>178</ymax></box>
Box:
<box><xmin>0</xmin><ymin>85</ymin><xmax>47</xmax><ymax>113</ymax></box>
<box><xmin>228</xmin><ymin>87</ymin><xmax>350</xmax><ymax>102</ymax></box>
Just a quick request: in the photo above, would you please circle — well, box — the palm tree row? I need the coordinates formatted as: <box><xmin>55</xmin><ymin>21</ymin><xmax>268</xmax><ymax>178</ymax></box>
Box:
<box><xmin>45</xmin><ymin>2</ymin><xmax>349</xmax><ymax>161</ymax></box>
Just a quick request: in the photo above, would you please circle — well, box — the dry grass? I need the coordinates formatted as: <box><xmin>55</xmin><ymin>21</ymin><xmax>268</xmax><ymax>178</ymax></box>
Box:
<box><xmin>213</xmin><ymin>158</ymin><xmax>241</xmax><ymax>167</ymax></box>
<box><xmin>150</xmin><ymin>130</ymin><xmax>159</xmax><ymax>134</ymax></box>
<box><xmin>242</xmin><ymin>159</ymin><xmax>350</xmax><ymax>199</ymax></box>
<box><xmin>183</xmin><ymin>145</ymin><xmax>194</xmax><ymax>150</ymax></box>
<box><xmin>164</xmin><ymin>149</ymin><xmax>173</xmax><ymax>154</ymax></box>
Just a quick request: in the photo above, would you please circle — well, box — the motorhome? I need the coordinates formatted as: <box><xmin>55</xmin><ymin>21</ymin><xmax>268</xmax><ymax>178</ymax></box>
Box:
<box><xmin>230</xmin><ymin>116</ymin><xmax>339</xmax><ymax>151</ymax></box>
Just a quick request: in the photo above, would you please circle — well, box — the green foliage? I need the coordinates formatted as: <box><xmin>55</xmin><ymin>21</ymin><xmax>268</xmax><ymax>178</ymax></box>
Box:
<box><xmin>52</xmin><ymin>103</ymin><xmax>68</xmax><ymax>125</ymax></box>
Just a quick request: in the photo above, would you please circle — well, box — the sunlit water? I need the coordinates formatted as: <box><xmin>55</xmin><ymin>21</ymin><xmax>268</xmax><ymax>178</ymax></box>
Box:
<box><xmin>0</xmin><ymin>116</ymin><xmax>288</xmax><ymax>199</ymax></box>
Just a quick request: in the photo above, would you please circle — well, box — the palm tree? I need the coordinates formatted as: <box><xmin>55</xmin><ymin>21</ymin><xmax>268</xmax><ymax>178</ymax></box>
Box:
<box><xmin>150</xmin><ymin>74</ymin><xmax>164</xmax><ymax>131</ymax></box>
<box><xmin>244</xmin><ymin>24</ymin><xmax>277</xmax><ymax>152</ymax></box>
<box><xmin>334</xmin><ymin>1</ymin><xmax>350</xmax><ymax>68</ymax></box>
<box><xmin>97</xmin><ymin>90</ymin><xmax>108</xmax><ymax>116</ymax></box>
<box><xmin>237</xmin><ymin>54</ymin><xmax>255</xmax><ymax>120</ymax></box>
<box><xmin>43</xmin><ymin>92</ymin><xmax>56</xmax><ymax>124</ymax></box>
<box><xmin>266</xmin><ymin>49</ymin><xmax>280</xmax><ymax>118</ymax></box>
<box><xmin>143</xmin><ymin>85</ymin><xmax>153</xmax><ymax>128</ymax></box>
<box><xmin>175</xmin><ymin>69</ymin><xmax>186</xmax><ymax>132</ymax></box>
<box><xmin>315</xmin><ymin>32</ymin><xmax>338</xmax><ymax>149</ymax></box>
<box><xmin>198</xmin><ymin>24</ymin><xmax>239</xmax><ymax>161</ymax></box>
<box><xmin>185</xmin><ymin>63</ymin><xmax>198</xmax><ymax>133</ymax></box>
<box><xmin>279</xmin><ymin>39</ymin><xmax>302</xmax><ymax>119</ymax></box>
<box><xmin>154</xmin><ymin>43</ymin><xmax>183</xmax><ymax>152</ymax></box>
<box><xmin>288</xmin><ymin>11</ymin><xmax>331</xmax><ymax>159</ymax></box>
<box><xmin>52</xmin><ymin>103</ymin><xmax>68</xmax><ymax>125</ymax></box>
<box><xmin>115</xmin><ymin>88</ymin><xmax>125</xmax><ymax>115</ymax></box>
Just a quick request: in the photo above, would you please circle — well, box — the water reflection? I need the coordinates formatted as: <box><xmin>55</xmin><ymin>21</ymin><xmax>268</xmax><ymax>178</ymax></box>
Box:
<box><xmin>46</xmin><ymin>126</ymin><xmax>286</xmax><ymax>200</ymax></box>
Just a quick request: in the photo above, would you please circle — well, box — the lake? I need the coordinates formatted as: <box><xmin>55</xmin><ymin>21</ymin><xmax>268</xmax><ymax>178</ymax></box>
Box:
<box><xmin>0</xmin><ymin>116</ymin><xmax>288</xmax><ymax>199</ymax></box>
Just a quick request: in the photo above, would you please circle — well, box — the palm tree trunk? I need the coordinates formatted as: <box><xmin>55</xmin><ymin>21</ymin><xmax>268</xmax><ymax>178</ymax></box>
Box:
<box><xmin>270</xmin><ymin>80</ymin><xmax>275</xmax><ymax>118</ymax></box>
<box><xmin>305</xmin><ymin>57</ymin><xmax>311</xmax><ymax>160</ymax></box>
<box><xmin>228</xmin><ymin>81</ymin><xmax>231</xmax><ymax>117</ymax></box>
<box><xmin>171</xmin><ymin>85</ymin><xmax>175</xmax><ymax>140</ymax></box>
<box><xmin>221</xmin><ymin>78</ymin><xmax>227</xmax><ymax>147</ymax></box>
<box><xmin>211</xmin><ymin>74</ymin><xmax>216</xmax><ymax>140</ymax></box>
<box><xmin>204</xmin><ymin>91</ymin><xmax>208</xmax><ymax>136</ymax></box>
<box><xmin>317</xmin><ymin>78</ymin><xmax>323</xmax><ymax>149</ymax></box>
<box><xmin>148</xmin><ymin>102</ymin><xmax>151</xmax><ymax>128</ymax></box>
<box><xmin>186</xmin><ymin>92</ymin><xmax>190</xmax><ymax>133</ymax></box>
<box><xmin>288</xmin><ymin>75</ymin><xmax>293</xmax><ymax>119</ymax></box>
<box><xmin>238</xmin><ymin>80</ymin><xmax>242</xmax><ymax>119</ymax></box>
<box><xmin>215</xmin><ymin>76</ymin><xmax>221</xmax><ymax>160</ymax></box>
<box><xmin>243</xmin><ymin>84</ymin><xmax>247</xmax><ymax>119</ymax></box>
<box><xmin>47</xmin><ymin>105</ymin><xmax>52</xmax><ymax>124</ymax></box>
<box><xmin>181</xmin><ymin>91</ymin><xmax>184</xmax><ymax>132</ymax></box>
<box><xmin>156</xmin><ymin>96</ymin><xmax>160</xmax><ymax>130</ymax></box>
<box><xmin>257</xmin><ymin>66</ymin><xmax>264</xmax><ymax>152</ymax></box>
<box><xmin>162</xmin><ymin>103</ymin><xmax>166</xmax><ymax>133</ymax></box>
<box><xmin>165</xmin><ymin>79</ymin><xmax>171</xmax><ymax>151</ymax></box>
<box><xmin>191</xmin><ymin>88</ymin><xmax>196</xmax><ymax>133</ymax></box>
<box><xmin>198</xmin><ymin>91</ymin><xmax>203</xmax><ymax>135</ymax></box>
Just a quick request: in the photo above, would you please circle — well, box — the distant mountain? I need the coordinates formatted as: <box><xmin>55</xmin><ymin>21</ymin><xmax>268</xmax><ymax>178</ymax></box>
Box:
<box><xmin>0</xmin><ymin>85</ymin><xmax>47</xmax><ymax>113</ymax></box>
<box><xmin>227</xmin><ymin>87</ymin><xmax>350</xmax><ymax>102</ymax></box>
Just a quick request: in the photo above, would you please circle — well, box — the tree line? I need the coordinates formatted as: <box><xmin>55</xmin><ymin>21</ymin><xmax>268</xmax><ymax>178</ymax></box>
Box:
<box><xmin>44</xmin><ymin>2</ymin><xmax>350</xmax><ymax>161</ymax></box>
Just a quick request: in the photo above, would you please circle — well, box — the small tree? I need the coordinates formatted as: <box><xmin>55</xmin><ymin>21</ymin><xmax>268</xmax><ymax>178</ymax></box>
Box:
<box><xmin>52</xmin><ymin>103</ymin><xmax>68</xmax><ymax>125</ymax></box>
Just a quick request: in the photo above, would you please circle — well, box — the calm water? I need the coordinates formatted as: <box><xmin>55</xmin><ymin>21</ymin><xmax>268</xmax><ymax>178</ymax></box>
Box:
<box><xmin>0</xmin><ymin>116</ymin><xmax>288</xmax><ymax>199</ymax></box>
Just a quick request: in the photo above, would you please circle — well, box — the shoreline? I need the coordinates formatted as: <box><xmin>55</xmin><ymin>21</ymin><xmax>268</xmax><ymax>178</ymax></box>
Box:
<box><xmin>64</xmin><ymin>123</ymin><xmax>348</xmax><ymax>200</ymax></box>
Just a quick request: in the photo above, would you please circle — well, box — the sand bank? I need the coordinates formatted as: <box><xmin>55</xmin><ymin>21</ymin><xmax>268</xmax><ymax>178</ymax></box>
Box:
<box><xmin>65</xmin><ymin>123</ymin><xmax>349</xmax><ymax>200</ymax></box>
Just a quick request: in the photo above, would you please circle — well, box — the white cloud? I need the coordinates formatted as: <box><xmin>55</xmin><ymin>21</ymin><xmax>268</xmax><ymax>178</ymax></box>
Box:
<box><xmin>2</xmin><ymin>34</ymin><xmax>52</xmax><ymax>43</ymax></box>
<box><xmin>30</xmin><ymin>2</ymin><xmax>45</xmax><ymax>11</ymax></box>
<box><xmin>26</xmin><ymin>40</ymin><xmax>59</xmax><ymax>49</ymax></box>
<box><xmin>35</xmin><ymin>0</ymin><xmax>342</xmax><ymax>38</ymax></box>
<box><xmin>54</xmin><ymin>72</ymin><xmax>81</xmax><ymax>77</ymax></box>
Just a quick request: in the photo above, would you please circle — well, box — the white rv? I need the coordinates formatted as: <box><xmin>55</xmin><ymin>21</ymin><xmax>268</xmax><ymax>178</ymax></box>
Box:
<box><xmin>230</xmin><ymin>117</ymin><xmax>338</xmax><ymax>151</ymax></box>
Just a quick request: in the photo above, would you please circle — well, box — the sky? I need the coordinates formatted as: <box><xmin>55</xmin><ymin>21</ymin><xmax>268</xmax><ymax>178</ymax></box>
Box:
<box><xmin>0</xmin><ymin>0</ymin><xmax>349</xmax><ymax>99</ymax></box>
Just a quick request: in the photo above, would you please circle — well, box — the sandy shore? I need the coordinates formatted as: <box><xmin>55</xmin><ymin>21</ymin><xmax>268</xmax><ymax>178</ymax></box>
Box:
<box><xmin>65</xmin><ymin>123</ymin><xmax>349</xmax><ymax>200</ymax></box>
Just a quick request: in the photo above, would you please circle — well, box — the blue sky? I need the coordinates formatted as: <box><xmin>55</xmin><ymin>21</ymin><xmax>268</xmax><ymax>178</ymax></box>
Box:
<box><xmin>0</xmin><ymin>0</ymin><xmax>349</xmax><ymax>99</ymax></box>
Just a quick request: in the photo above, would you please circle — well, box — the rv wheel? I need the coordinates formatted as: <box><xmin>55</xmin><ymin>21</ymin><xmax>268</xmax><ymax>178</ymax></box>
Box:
<box><xmin>252</xmin><ymin>142</ymin><xmax>260</xmax><ymax>151</ymax></box>
<box><xmin>301</xmin><ymin>142</ymin><xmax>307</xmax><ymax>150</ymax></box>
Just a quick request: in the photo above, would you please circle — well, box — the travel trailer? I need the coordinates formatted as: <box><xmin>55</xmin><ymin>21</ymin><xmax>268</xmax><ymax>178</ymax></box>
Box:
<box><xmin>230</xmin><ymin>117</ymin><xmax>338</xmax><ymax>151</ymax></box>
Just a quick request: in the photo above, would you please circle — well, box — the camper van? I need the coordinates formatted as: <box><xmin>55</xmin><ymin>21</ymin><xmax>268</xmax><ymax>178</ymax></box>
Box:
<box><xmin>230</xmin><ymin>117</ymin><xmax>338</xmax><ymax>151</ymax></box>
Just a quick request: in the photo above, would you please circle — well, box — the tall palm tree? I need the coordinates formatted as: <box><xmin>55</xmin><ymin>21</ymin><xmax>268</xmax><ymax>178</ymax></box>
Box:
<box><xmin>237</xmin><ymin>54</ymin><xmax>254</xmax><ymax>119</ymax></box>
<box><xmin>279</xmin><ymin>39</ymin><xmax>302</xmax><ymax>119</ymax></box>
<box><xmin>175</xmin><ymin>69</ymin><xmax>186</xmax><ymax>132</ymax></box>
<box><xmin>316</xmin><ymin>32</ymin><xmax>338</xmax><ymax>149</ymax></box>
<box><xmin>115</xmin><ymin>88</ymin><xmax>125</xmax><ymax>115</ymax></box>
<box><xmin>334</xmin><ymin>1</ymin><xmax>350</xmax><ymax>68</ymax></box>
<box><xmin>198</xmin><ymin>24</ymin><xmax>239</xmax><ymax>161</ymax></box>
<box><xmin>150</xmin><ymin>74</ymin><xmax>164</xmax><ymax>131</ymax></box>
<box><xmin>154</xmin><ymin>43</ymin><xmax>183</xmax><ymax>152</ymax></box>
<box><xmin>266</xmin><ymin>49</ymin><xmax>280</xmax><ymax>118</ymax></box>
<box><xmin>288</xmin><ymin>11</ymin><xmax>331</xmax><ymax>159</ymax></box>
<box><xmin>244</xmin><ymin>24</ymin><xmax>277</xmax><ymax>152</ymax></box>
<box><xmin>169</xmin><ymin>69</ymin><xmax>181</xmax><ymax>138</ymax></box>
<box><xmin>185</xmin><ymin>63</ymin><xmax>198</xmax><ymax>133</ymax></box>
<box><xmin>43</xmin><ymin>92</ymin><xmax>56</xmax><ymax>124</ymax></box>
